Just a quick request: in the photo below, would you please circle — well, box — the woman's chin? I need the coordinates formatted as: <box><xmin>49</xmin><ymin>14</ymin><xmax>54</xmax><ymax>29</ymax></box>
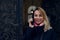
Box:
<box><xmin>35</xmin><ymin>22</ymin><xmax>41</xmax><ymax>25</ymax></box>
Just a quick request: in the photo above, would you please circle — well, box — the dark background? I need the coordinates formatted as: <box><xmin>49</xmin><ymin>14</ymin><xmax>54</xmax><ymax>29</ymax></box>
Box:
<box><xmin>0</xmin><ymin>0</ymin><xmax>60</xmax><ymax>40</ymax></box>
<box><xmin>42</xmin><ymin>0</ymin><xmax>60</xmax><ymax>40</ymax></box>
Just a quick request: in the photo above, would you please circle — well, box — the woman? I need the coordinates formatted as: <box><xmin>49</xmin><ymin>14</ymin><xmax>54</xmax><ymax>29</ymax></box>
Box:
<box><xmin>23</xmin><ymin>7</ymin><xmax>57</xmax><ymax>40</ymax></box>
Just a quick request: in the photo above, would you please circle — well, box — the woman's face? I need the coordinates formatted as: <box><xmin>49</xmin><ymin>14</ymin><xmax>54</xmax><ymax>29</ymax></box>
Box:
<box><xmin>34</xmin><ymin>10</ymin><xmax>44</xmax><ymax>25</ymax></box>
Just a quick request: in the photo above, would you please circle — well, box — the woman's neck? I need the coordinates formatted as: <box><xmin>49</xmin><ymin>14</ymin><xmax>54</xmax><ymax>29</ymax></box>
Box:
<box><xmin>34</xmin><ymin>22</ymin><xmax>44</xmax><ymax>27</ymax></box>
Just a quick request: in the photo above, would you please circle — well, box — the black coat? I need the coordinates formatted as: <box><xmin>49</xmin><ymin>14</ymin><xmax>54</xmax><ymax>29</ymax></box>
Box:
<box><xmin>23</xmin><ymin>26</ymin><xmax>57</xmax><ymax>40</ymax></box>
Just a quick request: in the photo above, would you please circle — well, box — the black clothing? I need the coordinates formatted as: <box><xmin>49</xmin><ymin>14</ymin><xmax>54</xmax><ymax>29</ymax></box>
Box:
<box><xmin>23</xmin><ymin>25</ymin><xmax>57</xmax><ymax>40</ymax></box>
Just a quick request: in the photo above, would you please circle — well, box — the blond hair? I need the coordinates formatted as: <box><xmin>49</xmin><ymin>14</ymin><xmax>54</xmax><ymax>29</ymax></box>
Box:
<box><xmin>37</xmin><ymin>7</ymin><xmax>52</xmax><ymax>32</ymax></box>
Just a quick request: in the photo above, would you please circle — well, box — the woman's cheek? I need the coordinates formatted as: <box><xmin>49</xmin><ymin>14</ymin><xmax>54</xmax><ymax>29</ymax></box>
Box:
<box><xmin>34</xmin><ymin>18</ymin><xmax>44</xmax><ymax>23</ymax></box>
<box><xmin>34</xmin><ymin>18</ymin><xmax>40</xmax><ymax>23</ymax></box>
<box><xmin>34</xmin><ymin>18</ymin><xmax>37</xmax><ymax>22</ymax></box>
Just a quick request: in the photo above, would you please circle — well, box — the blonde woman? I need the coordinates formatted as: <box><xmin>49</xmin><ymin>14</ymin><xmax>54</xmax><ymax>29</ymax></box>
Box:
<box><xmin>23</xmin><ymin>7</ymin><xmax>56</xmax><ymax>40</ymax></box>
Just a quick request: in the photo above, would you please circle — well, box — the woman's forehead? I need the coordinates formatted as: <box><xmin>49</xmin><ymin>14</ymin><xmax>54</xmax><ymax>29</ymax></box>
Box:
<box><xmin>34</xmin><ymin>10</ymin><xmax>42</xmax><ymax>14</ymax></box>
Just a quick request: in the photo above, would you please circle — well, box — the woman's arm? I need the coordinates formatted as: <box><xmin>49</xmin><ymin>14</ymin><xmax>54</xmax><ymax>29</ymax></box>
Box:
<box><xmin>23</xmin><ymin>26</ymin><xmax>33</xmax><ymax>40</ymax></box>
<box><xmin>23</xmin><ymin>18</ymin><xmax>34</xmax><ymax>40</ymax></box>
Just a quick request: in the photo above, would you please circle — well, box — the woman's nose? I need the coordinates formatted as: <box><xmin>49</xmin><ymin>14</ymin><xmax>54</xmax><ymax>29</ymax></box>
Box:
<box><xmin>37</xmin><ymin>16</ymin><xmax>40</xmax><ymax>18</ymax></box>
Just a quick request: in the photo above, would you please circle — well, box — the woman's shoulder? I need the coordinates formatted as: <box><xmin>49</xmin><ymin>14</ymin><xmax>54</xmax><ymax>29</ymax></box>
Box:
<box><xmin>43</xmin><ymin>28</ymin><xmax>57</xmax><ymax>40</ymax></box>
<box><xmin>44</xmin><ymin>27</ymin><xmax>56</xmax><ymax>34</ymax></box>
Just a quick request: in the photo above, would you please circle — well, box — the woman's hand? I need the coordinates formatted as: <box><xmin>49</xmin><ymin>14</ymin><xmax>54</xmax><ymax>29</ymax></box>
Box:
<box><xmin>28</xmin><ymin>18</ymin><xmax>34</xmax><ymax>28</ymax></box>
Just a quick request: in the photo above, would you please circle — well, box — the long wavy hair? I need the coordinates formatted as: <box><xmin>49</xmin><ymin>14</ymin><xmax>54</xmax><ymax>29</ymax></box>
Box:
<box><xmin>33</xmin><ymin>7</ymin><xmax>52</xmax><ymax>32</ymax></box>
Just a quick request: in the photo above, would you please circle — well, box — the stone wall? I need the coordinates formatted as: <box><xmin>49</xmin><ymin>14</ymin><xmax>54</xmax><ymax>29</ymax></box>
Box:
<box><xmin>0</xmin><ymin>0</ymin><xmax>20</xmax><ymax>40</ymax></box>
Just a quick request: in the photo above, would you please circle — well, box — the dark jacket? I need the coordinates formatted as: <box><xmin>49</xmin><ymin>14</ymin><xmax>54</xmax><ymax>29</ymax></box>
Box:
<box><xmin>23</xmin><ymin>25</ymin><xmax>57</xmax><ymax>40</ymax></box>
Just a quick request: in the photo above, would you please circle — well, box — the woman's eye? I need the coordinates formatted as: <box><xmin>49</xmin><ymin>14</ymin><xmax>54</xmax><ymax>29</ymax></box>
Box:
<box><xmin>34</xmin><ymin>15</ymin><xmax>37</xmax><ymax>17</ymax></box>
<box><xmin>39</xmin><ymin>15</ymin><xmax>42</xmax><ymax>17</ymax></box>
